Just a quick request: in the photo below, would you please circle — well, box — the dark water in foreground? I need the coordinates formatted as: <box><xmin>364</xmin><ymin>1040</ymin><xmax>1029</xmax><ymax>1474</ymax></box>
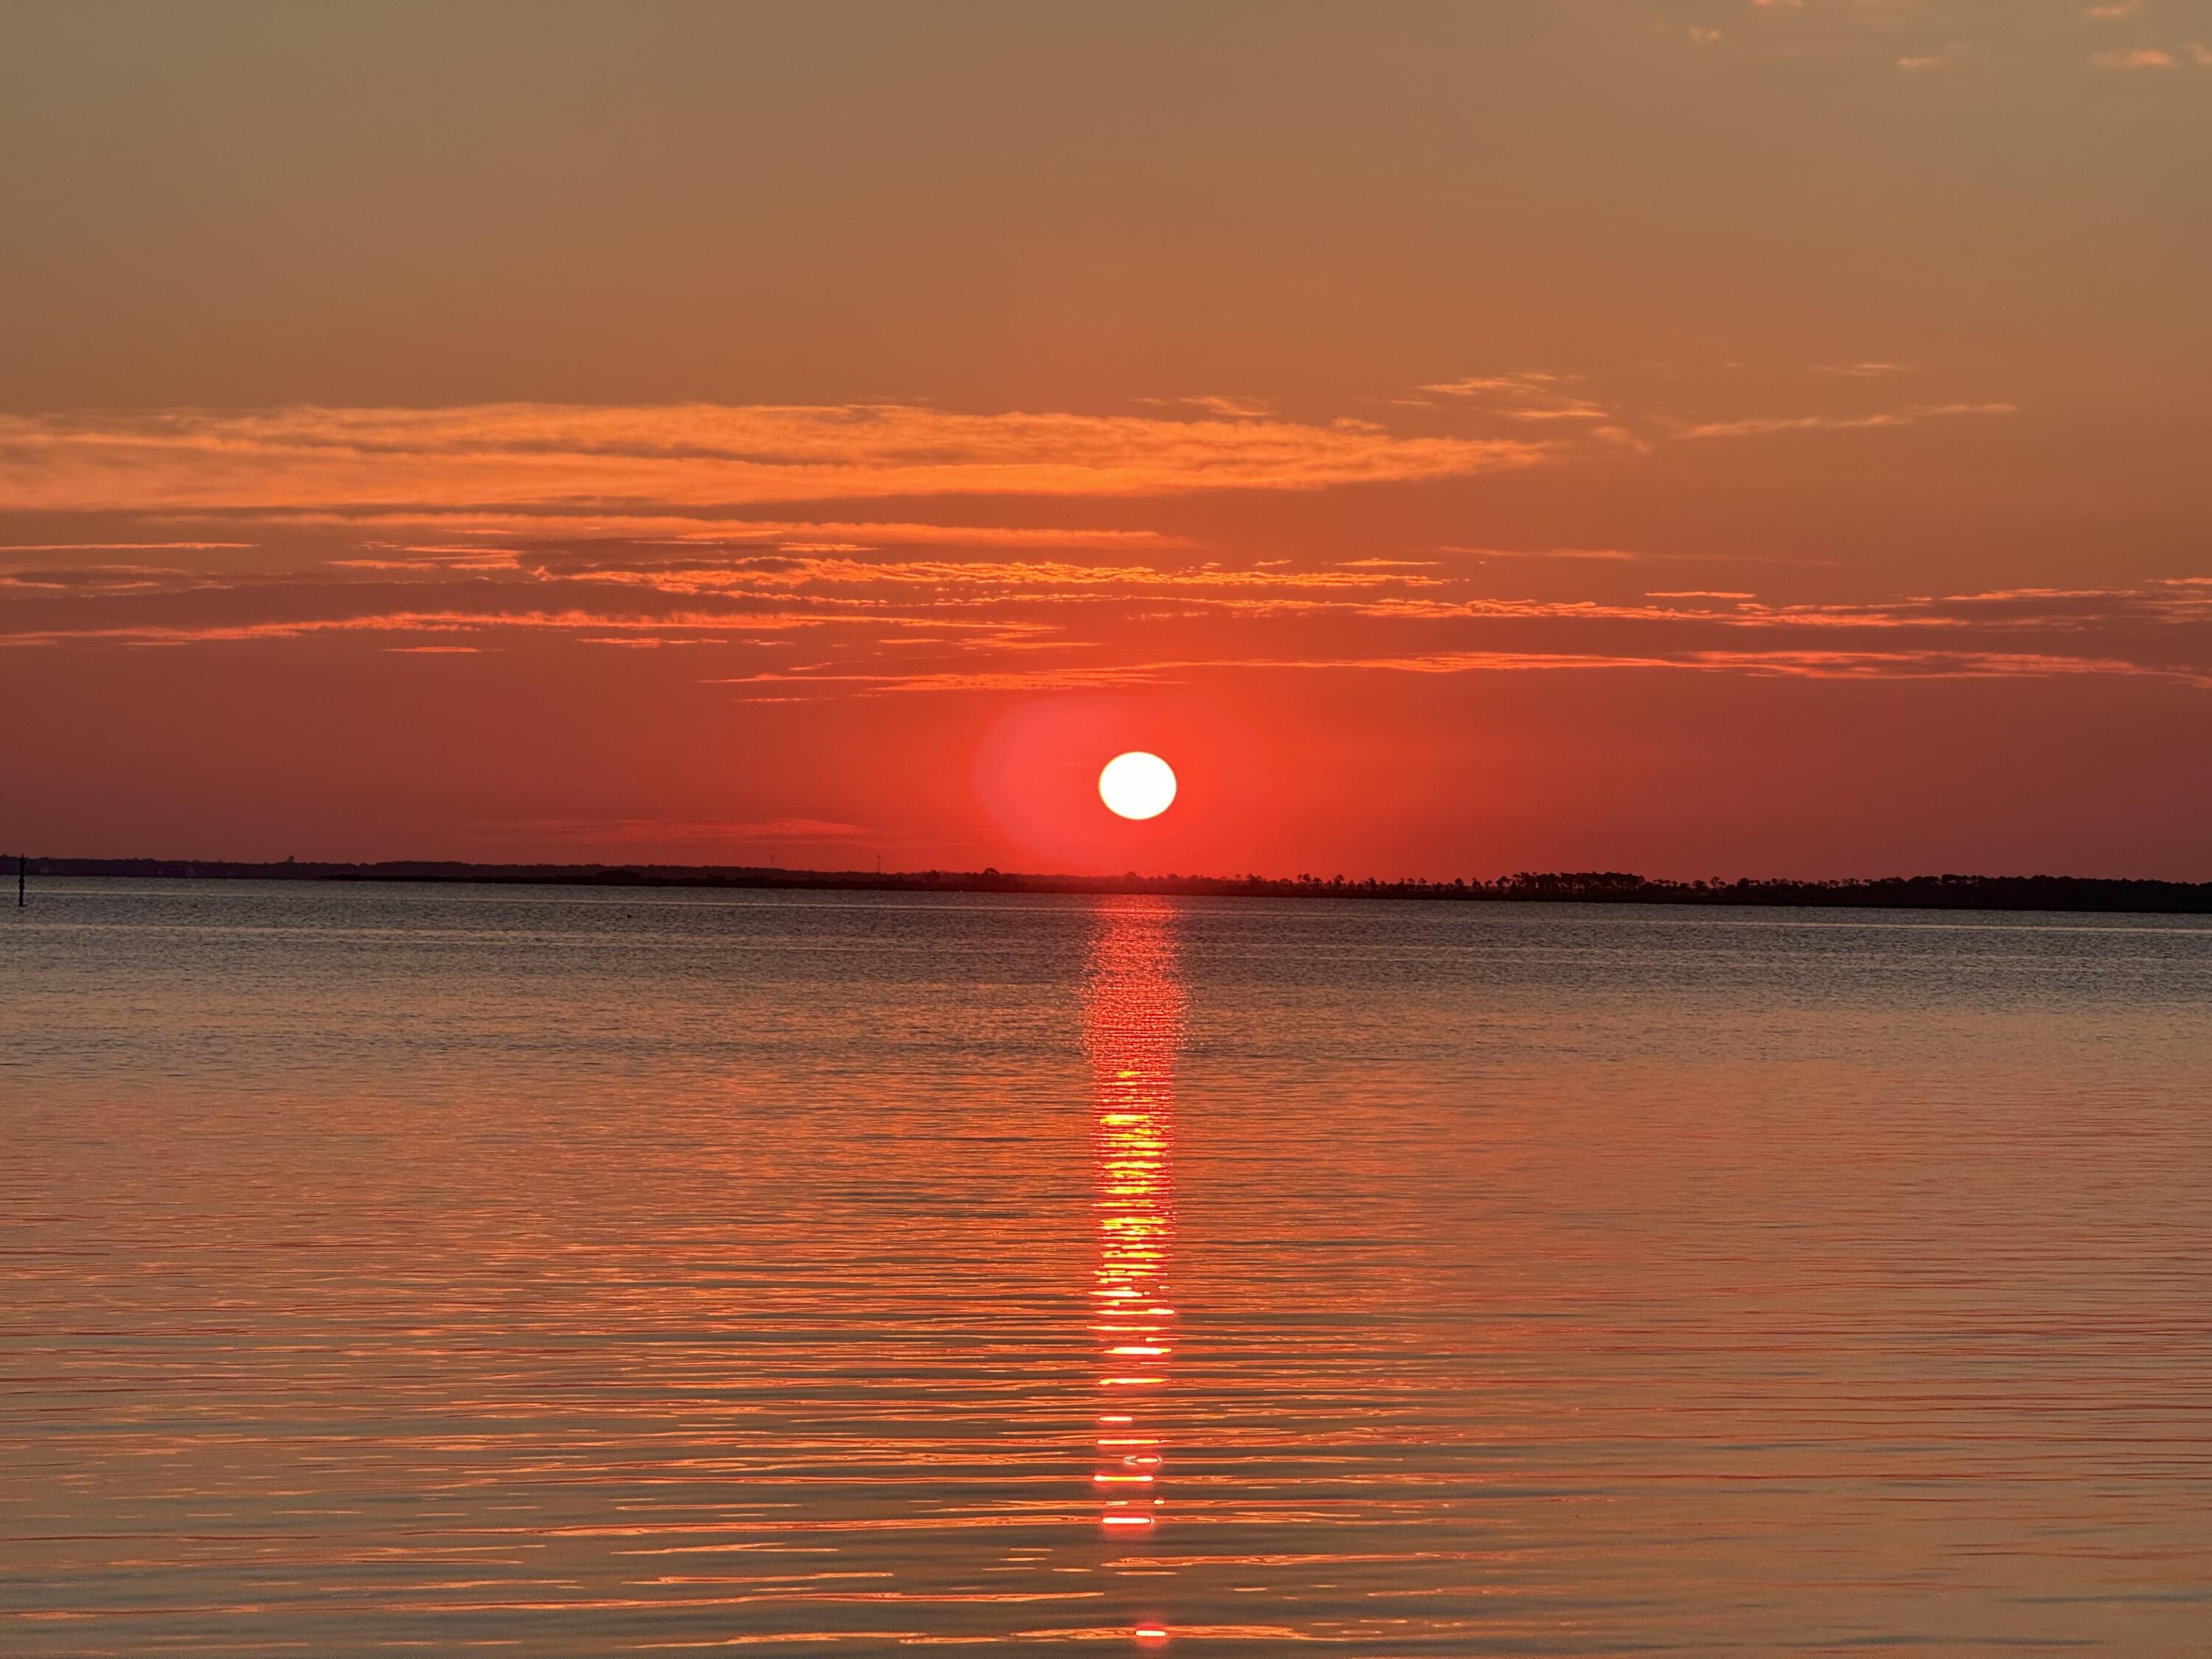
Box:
<box><xmin>4</xmin><ymin>880</ymin><xmax>2211</xmax><ymax>1656</ymax></box>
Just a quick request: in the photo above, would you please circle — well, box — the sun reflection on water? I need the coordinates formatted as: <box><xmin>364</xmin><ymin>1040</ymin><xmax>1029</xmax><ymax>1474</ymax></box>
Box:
<box><xmin>1081</xmin><ymin>900</ymin><xmax>1186</xmax><ymax>1641</ymax></box>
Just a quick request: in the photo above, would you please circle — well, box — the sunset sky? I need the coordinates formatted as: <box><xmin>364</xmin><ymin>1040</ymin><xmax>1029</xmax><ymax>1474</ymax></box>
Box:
<box><xmin>4</xmin><ymin>1</ymin><xmax>2208</xmax><ymax>878</ymax></box>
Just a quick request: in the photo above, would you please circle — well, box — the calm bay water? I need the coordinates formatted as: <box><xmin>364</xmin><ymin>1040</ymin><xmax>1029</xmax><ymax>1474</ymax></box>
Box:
<box><xmin>5</xmin><ymin>879</ymin><xmax>2211</xmax><ymax>1655</ymax></box>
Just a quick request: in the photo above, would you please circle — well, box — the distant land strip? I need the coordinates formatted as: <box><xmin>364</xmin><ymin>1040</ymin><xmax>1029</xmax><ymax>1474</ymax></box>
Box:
<box><xmin>18</xmin><ymin>858</ymin><xmax>2212</xmax><ymax>915</ymax></box>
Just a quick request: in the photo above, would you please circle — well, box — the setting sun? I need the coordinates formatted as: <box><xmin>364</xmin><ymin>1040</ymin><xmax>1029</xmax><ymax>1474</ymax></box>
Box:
<box><xmin>1100</xmin><ymin>752</ymin><xmax>1177</xmax><ymax>821</ymax></box>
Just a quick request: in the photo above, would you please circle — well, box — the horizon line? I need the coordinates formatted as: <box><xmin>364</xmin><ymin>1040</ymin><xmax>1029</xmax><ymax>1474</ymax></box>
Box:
<box><xmin>16</xmin><ymin>855</ymin><xmax>2212</xmax><ymax>917</ymax></box>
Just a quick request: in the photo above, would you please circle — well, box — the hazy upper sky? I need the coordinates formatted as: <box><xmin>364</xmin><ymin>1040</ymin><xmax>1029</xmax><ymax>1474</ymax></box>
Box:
<box><xmin>4</xmin><ymin>0</ymin><xmax>2208</xmax><ymax>877</ymax></box>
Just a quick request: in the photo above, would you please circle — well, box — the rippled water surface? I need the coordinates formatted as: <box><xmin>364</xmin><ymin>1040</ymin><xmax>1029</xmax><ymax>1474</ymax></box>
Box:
<box><xmin>6</xmin><ymin>880</ymin><xmax>2212</xmax><ymax>1655</ymax></box>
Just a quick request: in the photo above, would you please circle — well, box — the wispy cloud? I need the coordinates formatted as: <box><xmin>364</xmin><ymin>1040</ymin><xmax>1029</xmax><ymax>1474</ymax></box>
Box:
<box><xmin>1441</xmin><ymin>544</ymin><xmax>1650</xmax><ymax>563</ymax></box>
<box><xmin>706</xmin><ymin>641</ymin><xmax>2212</xmax><ymax>700</ymax></box>
<box><xmin>1677</xmin><ymin>402</ymin><xmax>2017</xmax><ymax>440</ymax></box>
<box><xmin>293</xmin><ymin>512</ymin><xmax>1195</xmax><ymax>552</ymax></box>
<box><xmin>541</xmin><ymin>552</ymin><xmax>1447</xmax><ymax>598</ymax></box>
<box><xmin>1414</xmin><ymin>371</ymin><xmax>1614</xmax><ymax>423</ymax></box>
<box><xmin>0</xmin><ymin>602</ymin><xmax>850</xmax><ymax>651</ymax></box>
<box><xmin>0</xmin><ymin>382</ymin><xmax>2147</xmax><ymax>709</ymax></box>
<box><xmin>0</xmin><ymin>564</ymin><xmax>209</xmax><ymax>593</ymax></box>
<box><xmin>0</xmin><ymin>540</ymin><xmax>255</xmax><ymax>552</ymax></box>
<box><xmin>2089</xmin><ymin>42</ymin><xmax>2211</xmax><ymax>67</ymax></box>
<box><xmin>0</xmin><ymin>402</ymin><xmax>1556</xmax><ymax>517</ymax></box>
<box><xmin>10</xmin><ymin>546</ymin><xmax>2206</xmax><ymax>701</ymax></box>
<box><xmin>1132</xmin><ymin>394</ymin><xmax>1277</xmax><ymax>419</ymax></box>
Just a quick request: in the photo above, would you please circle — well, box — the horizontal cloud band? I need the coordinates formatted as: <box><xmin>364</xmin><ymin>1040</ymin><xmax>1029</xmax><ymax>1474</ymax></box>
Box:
<box><xmin>0</xmin><ymin>402</ymin><xmax>1554</xmax><ymax>513</ymax></box>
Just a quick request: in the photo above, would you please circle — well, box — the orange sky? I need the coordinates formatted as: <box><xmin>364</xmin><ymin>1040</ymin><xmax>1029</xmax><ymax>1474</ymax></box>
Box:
<box><xmin>4</xmin><ymin>1</ymin><xmax>2208</xmax><ymax>877</ymax></box>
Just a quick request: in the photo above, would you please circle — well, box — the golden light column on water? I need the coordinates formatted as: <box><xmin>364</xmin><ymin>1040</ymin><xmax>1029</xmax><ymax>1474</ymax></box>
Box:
<box><xmin>1080</xmin><ymin>896</ymin><xmax>1186</xmax><ymax>1632</ymax></box>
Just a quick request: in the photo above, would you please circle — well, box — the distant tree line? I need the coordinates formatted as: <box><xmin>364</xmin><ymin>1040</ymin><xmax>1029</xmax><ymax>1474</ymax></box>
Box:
<box><xmin>23</xmin><ymin>857</ymin><xmax>2212</xmax><ymax>915</ymax></box>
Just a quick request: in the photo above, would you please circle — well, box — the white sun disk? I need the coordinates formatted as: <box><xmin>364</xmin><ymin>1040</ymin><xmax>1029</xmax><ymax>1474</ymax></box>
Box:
<box><xmin>1099</xmin><ymin>751</ymin><xmax>1177</xmax><ymax>821</ymax></box>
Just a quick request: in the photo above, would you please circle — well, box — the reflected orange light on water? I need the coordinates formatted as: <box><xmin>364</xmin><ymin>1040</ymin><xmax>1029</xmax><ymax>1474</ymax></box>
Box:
<box><xmin>14</xmin><ymin>886</ymin><xmax>2212</xmax><ymax>1654</ymax></box>
<box><xmin>1081</xmin><ymin>899</ymin><xmax>1186</xmax><ymax>1641</ymax></box>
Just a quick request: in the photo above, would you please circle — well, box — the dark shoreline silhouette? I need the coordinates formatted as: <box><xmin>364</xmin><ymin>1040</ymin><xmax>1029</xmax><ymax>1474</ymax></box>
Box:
<box><xmin>20</xmin><ymin>856</ymin><xmax>2212</xmax><ymax>915</ymax></box>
